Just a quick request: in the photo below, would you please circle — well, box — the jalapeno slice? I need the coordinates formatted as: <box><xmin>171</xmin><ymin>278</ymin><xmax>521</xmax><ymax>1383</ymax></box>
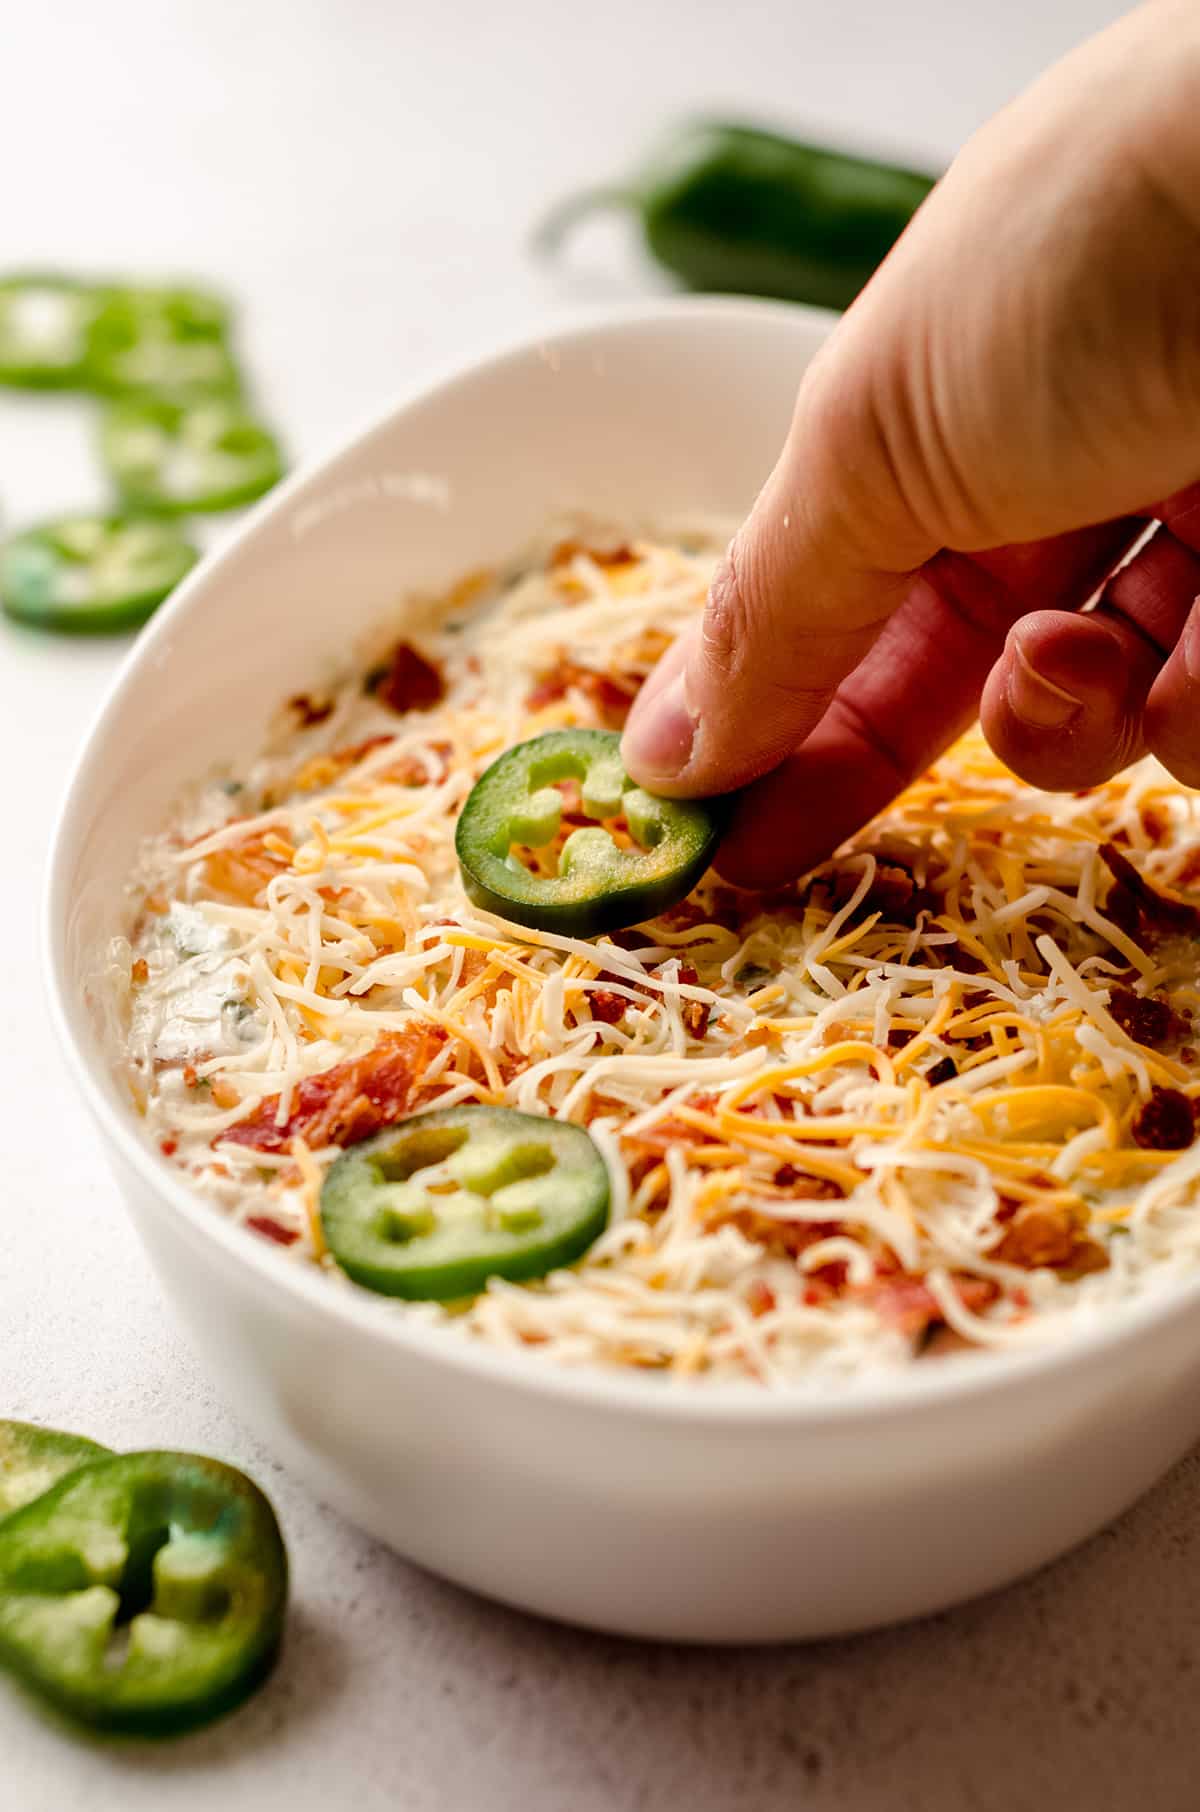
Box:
<box><xmin>84</xmin><ymin>285</ymin><xmax>239</xmax><ymax>398</ymax></box>
<box><xmin>0</xmin><ymin>1422</ymin><xmax>111</xmax><ymax>1521</ymax></box>
<box><xmin>0</xmin><ymin>1451</ymin><xmax>288</xmax><ymax>1734</ymax></box>
<box><xmin>100</xmin><ymin>396</ymin><xmax>284</xmax><ymax>514</ymax></box>
<box><xmin>0</xmin><ymin>275</ymin><xmax>98</xmax><ymax>388</ymax></box>
<box><xmin>320</xmin><ymin>1104</ymin><xmax>610</xmax><ymax>1300</ymax></box>
<box><xmin>1</xmin><ymin>513</ymin><xmax>199</xmax><ymax>632</ymax></box>
<box><xmin>456</xmin><ymin>728</ymin><xmax>722</xmax><ymax>937</ymax></box>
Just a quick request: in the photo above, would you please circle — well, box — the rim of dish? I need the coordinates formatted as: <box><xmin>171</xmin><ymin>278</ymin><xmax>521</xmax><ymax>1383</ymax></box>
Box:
<box><xmin>43</xmin><ymin>294</ymin><xmax>1200</xmax><ymax>1426</ymax></box>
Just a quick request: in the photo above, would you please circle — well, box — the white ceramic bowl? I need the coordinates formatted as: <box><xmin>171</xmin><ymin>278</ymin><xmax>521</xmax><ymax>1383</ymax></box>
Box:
<box><xmin>46</xmin><ymin>298</ymin><xmax>1200</xmax><ymax>1643</ymax></box>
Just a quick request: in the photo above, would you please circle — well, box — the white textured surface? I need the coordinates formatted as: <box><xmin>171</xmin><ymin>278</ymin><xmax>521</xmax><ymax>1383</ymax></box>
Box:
<box><xmin>5</xmin><ymin>1</ymin><xmax>1190</xmax><ymax>1806</ymax></box>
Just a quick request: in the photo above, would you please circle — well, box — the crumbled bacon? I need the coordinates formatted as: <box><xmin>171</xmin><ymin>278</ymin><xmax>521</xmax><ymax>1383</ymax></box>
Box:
<box><xmin>549</xmin><ymin>538</ymin><xmax>637</xmax><ymax>571</ymax></box>
<box><xmin>526</xmin><ymin>654</ymin><xmax>641</xmax><ymax>729</ymax></box>
<box><xmin>371</xmin><ymin>641</ymin><xmax>446</xmax><ymax>714</ymax></box>
<box><xmin>287</xmin><ymin>691</ymin><xmax>335</xmax><ymax>728</ymax></box>
<box><xmin>1101</xmin><ymin>843</ymin><xmax>1200</xmax><ymax>944</ymax></box>
<box><xmin>222</xmin><ymin>1024</ymin><xmax>447</xmax><ymax>1154</ymax></box>
<box><xmin>245</xmin><ymin>1215</ymin><xmax>300</xmax><ymax>1247</ymax></box>
<box><xmin>587</xmin><ymin>988</ymin><xmax>628</xmax><ymax>1025</ymax></box>
<box><xmin>131</xmin><ymin>957</ymin><xmax>149</xmax><ymax>985</ymax></box>
<box><xmin>994</xmin><ymin>1201</ymin><xmax>1110</xmax><ymax>1274</ymax></box>
<box><xmin>723</xmin><ymin>1208</ymin><xmax>840</xmax><ymax>1260</ymax></box>
<box><xmin>822</xmin><ymin>861</ymin><xmax>932</xmax><ymax>927</ymax></box>
<box><xmin>864</xmin><ymin>1272</ymin><xmax>999</xmax><ymax>1337</ymax></box>
<box><xmin>1131</xmin><ymin>1086</ymin><xmax>1197</xmax><ymax>1152</ymax></box>
<box><xmin>202</xmin><ymin>833</ymin><xmax>289</xmax><ymax>905</ymax></box>
<box><xmin>672</xmin><ymin>963</ymin><xmax>711</xmax><ymax>1040</ymax></box>
<box><xmin>1107</xmin><ymin>987</ymin><xmax>1183</xmax><ymax>1050</ymax></box>
<box><xmin>159</xmin><ymin>1137</ymin><xmax>178</xmax><ymax>1157</ymax></box>
<box><xmin>925</xmin><ymin>1056</ymin><xmax>958</xmax><ymax>1087</ymax></box>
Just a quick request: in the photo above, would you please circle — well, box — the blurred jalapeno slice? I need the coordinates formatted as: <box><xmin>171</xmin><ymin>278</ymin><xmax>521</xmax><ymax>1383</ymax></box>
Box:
<box><xmin>0</xmin><ymin>513</ymin><xmax>199</xmax><ymax>632</ymax></box>
<box><xmin>100</xmin><ymin>395</ymin><xmax>284</xmax><ymax>514</ymax></box>
<box><xmin>455</xmin><ymin>727</ymin><xmax>723</xmax><ymax>937</ymax></box>
<box><xmin>0</xmin><ymin>274</ymin><xmax>98</xmax><ymax>388</ymax></box>
<box><xmin>84</xmin><ymin>284</ymin><xmax>240</xmax><ymax>397</ymax></box>
<box><xmin>320</xmin><ymin>1104</ymin><xmax>611</xmax><ymax>1299</ymax></box>
<box><xmin>0</xmin><ymin>1422</ymin><xmax>111</xmax><ymax>1521</ymax></box>
<box><xmin>0</xmin><ymin>1450</ymin><xmax>288</xmax><ymax>1735</ymax></box>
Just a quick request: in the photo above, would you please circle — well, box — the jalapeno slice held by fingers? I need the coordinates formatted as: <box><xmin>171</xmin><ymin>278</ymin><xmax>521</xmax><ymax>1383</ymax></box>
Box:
<box><xmin>0</xmin><ymin>1451</ymin><xmax>288</xmax><ymax>1734</ymax></box>
<box><xmin>0</xmin><ymin>275</ymin><xmax>98</xmax><ymax>388</ymax></box>
<box><xmin>84</xmin><ymin>284</ymin><xmax>239</xmax><ymax>398</ymax></box>
<box><xmin>100</xmin><ymin>396</ymin><xmax>285</xmax><ymax>514</ymax></box>
<box><xmin>321</xmin><ymin>1104</ymin><xmax>611</xmax><ymax>1300</ymax></box>
<box><xmin>0</xmin><ymin>513</ymin><xmax>199</xmax><ymax>632</ymax></box>
<box><xmin>456</xmin><ymin>728</ymin><xmax>723</xmax><ymax>937</ymax></box>
<box><xmin>0</xmin><ymin>1422</ymin><xmax>111</xmax><ymax>1520</ymax></box>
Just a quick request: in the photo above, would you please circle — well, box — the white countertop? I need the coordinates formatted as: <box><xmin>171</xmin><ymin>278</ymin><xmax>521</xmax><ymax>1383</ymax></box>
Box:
<box><xmin>9</xmin><ymin>3</ymin><xmax>1195</xmax><ymax>1807</ymax></box>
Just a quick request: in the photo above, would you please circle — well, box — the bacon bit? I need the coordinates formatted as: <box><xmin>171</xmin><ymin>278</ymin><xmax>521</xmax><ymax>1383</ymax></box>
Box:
<box><xmin>371</xmin><ymin>641</ymin><xmax>446</xmax><ymax>714</ymax></box>
<box><xmin>203</xmin><ymin>834</ymin><xmax>288</xmax><ymax>906</ymax></box>
<box><xmin>549</xmin><ymin>538</ymin><xmax>637</xmax><ymax>571</ymax></box>
<box><xmin>131</xmin><ymin>957</ymin><xmax>149</xmax><ymax>985</ymax></box>
<box><xmin>159</xmin><ymin>1137</ymin><xmax>178</xmax><ymax>1157</ymax></box>
<box><xmin>671</xmin><ymin>963</ymin><xmax>711</xmax><ymax>1039</ymax></box>
<box><xmin>746</xmin><ymin>1279</ymin><xmax>776</xmax><ymax>1317</ymax></box>
<box><xmin>925</xmin><ymin>1056</ymin><xmax>958</xmax><ymax>1087</ymax></box>
<box><xmin>1101</xmin><ymin>842</ymin><xmax>1200</xmax><ymax>944</ymax></box>
<box><xmin>386</xmin><ymin>740</ymin><xmax>454</xmax><ymax>787</ymax></box>
<box><xmin>1107</xmin><ymin>987</ymin><xmax>1183</xmax><ymax>1050</ymax></box>
<box><xmin>1182</xmin><ymin>1045</ymin><xmax>1199</xmax><ymax>1066</ymax></box>
<box><xmin>287</xmin><ymin>691</ymin><xmax>335</xmax><ymax>728</ymax></box>
<box><xmin>526</xmin><ymin>654</ymin><xmax>640</xmax><ymax>729</ymax></box>
<box><xmin>823</xmin><ymin>861</ymin><xmax>932</xmax><ymax>926</ymax></box>
<box><xmin>588</xmin><ymin>988</ymin><xmax>627</xmax><ymax>1025</ymax></box>
<box><xmin>888</xmin><ymin>1028</ymin><xmax>917</xmax><ymax>1050</ymax></box>
<box><xmin>866</xmin><ymin>1273</ymin><xmax>999</xmax><ymax>1338</ymax></box>
<box><xmin>724</xmin><ymin>1209</ymin><xmax>839</xmax><ymax>1260</ymax></box>
<box><xmin>245</xmin><ymin>1214</ymin><xmax>301</xmax><ymax>1247</ymax></box>
<box><xmin>182</xmin><ymin>1064</ymin><xmax>199</xmax><ymax>1090</ymax></box>
<box><xmin>1140</xmin><ymin>800</ymin><xmax>1172</xmax><ymax>843</ymax></box>
<box><xmin>222</xmin><ymin>1024</ymin><xmax>447</xmax><ymax>1155</ymax></box>
<box><xmin>994</xmin><ymin>1201</ymin><xmax>1110</xmax><ymax>1274</ymax></box>
<box><xmin>1131</xmin><ymin>1086</ymin><xmax>1197</xmax><ymax>1152</ymax></box>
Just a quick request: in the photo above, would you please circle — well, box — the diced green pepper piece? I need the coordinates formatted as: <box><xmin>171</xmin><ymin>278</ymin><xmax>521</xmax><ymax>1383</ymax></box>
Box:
<box><xmin>0</xmin><ymin>275</ymin><xmax>98</xmax><ymax>388</ymax></box>
<box><xmin>0</xmin><ymin>513</ymin><xmax>199</xmax><ymax>633</ymax></box>
<box><xmin>84</xmin><ymin>285</ymin><xmax>240</xmax><ymax>398</ymax></box>
<box><xmin>100</xmin><ymin>396</ymin><xmax>284</xmax><ymax>514</ymax></box>
<box><xmin>0</xmin><ymin>1422</ymin><xmax>111</xmax><ymax>1520</ymax></box>
<box><xmin>455</xmin><ymin>727</ymin><xmax>723</xmax><ymax>937</ymax></box>
<box><xmin>320</xmin><ymin>1104</ymin><xmax>610</xmax><ymax>1299</ymax></box>
<box><xmin>0</xmin><ymin>1451</ymin><xmax>288</xmax><ymax>1735</ymax></box>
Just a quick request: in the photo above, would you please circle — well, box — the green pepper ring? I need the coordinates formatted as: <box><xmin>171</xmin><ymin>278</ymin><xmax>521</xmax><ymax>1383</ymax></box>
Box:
<box><xmin>455</xmin><ymin>727</ymin><xmax>724</xmax><ymax>938</ymax></box>
<box><xmin>0</xmin><ymin>1450</ymin><xmax>288</xmax><ymax>1735</ymax></box>
<box><xmin>99</xmin><ymin>396</ymin><xmax>285</xmax><ymax>516</ymax></box>
<box><xmin>320</xmin><ymin>1103</ymin><xmax>611</xmax><ymax>1300</ymax></box>
<box><xmin>0</xmin><ymin>1421</ymin><xmax>112</xmax><ymax>1522</ymax></box>
<box><xmin>0</xmin><ymin>513</ymin><xmax>200</xmax><ymax>634</ymax></box>
<box><xmin>0</xmin><ymin>274</ymin><xmax>99</xmax><ymax>390</ymax></box>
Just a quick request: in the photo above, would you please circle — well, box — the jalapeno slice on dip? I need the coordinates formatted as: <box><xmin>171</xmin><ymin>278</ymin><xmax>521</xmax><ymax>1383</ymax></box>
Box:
<box><xmin>100</xmin><ymin>396</ymin><xmax>284</xmax><ymax>514</ymax></box>
<box><xmin>455</xmin><ymin>728</ymin><xmax>722</xmax><ymax>937</ymax></box>
<box><xmin>0</xmin><ymin>1451</ymin><xmax>288</xmax><ymax>1734</ymax></box>
<box><xmin>0</xmin><ymin>513</ymin><xmax>199</xmax><ymax>632</ymax></box>
<box><xmin>84</xmin><ymin>284</ymin><xmax>239</xmax><ymax>398</ymax></box>
<box><xmin>0</xmin><ymin>1423</ymin><xmax>111</xmax><ymax>1521</ymax></box>
<box><xmin>0</xmin><ymin>275</ymin><xmax>98</xmax><ymax>388</ymax></box>
<box><xmin>320</xmin><ymin>1104</ymin><xmax>611</xmax><ymax>1300</ymax></box>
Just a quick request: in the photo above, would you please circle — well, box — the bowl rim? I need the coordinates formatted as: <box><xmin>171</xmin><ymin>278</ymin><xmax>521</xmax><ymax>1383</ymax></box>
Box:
<box><xmin>44</xmin><ymin>292</ymin><xmax>1200</xmax><ymax>1427</ymax></box>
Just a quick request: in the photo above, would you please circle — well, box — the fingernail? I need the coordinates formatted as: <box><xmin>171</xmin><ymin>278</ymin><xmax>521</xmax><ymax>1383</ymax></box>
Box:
<box><xmin>1008</xmin><ymin>644</ymin><xmax>1082</xmax><ymax>729</ymax></box>
<box><xmin>621</xmin><ymin>669</ymin><xmax>697</xmax><ymax>783</ymax></box>
<box><xmin>1183</xmin><ymin>605</ymin><xmax>1200</xmax><ymax>683</ymax></box>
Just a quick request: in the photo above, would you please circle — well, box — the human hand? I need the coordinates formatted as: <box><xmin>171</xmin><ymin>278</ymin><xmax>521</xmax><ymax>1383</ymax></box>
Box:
<box><xmin>621</xmin><ymin>1</ymin><xmax>1200</xmax><ymax>886</ymax></box>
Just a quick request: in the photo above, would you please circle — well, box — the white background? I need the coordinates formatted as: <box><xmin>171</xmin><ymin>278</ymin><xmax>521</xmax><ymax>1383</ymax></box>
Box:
<box><xmin>5</xmin><ymin>3</ymin><xmax>1194</xmax><ymax>1808</ymax></box>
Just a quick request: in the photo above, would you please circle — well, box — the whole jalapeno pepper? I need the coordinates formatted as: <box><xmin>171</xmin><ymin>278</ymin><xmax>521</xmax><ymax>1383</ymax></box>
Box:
<box><xmin>0</xmin><ymin>1450</ymin><xmax>288</xmax><ymax>1734</ymax></box>
<box><xmin>536</xmin><ymin>120</ymin><xmax>937</xmax><ymax>311</ymax></box>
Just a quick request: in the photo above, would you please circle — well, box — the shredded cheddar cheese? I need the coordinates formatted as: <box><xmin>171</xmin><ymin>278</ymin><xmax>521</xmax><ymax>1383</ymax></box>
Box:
<box><xmin>117</xmin><ymin>531</ymin><xmax>1200</xmax><ymax>1385</ymax></box>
